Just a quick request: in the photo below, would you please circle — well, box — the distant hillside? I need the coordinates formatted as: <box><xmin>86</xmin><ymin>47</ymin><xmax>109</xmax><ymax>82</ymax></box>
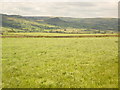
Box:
<box><xmin>25</xmin><ymin>16</ymin><xmax>118</xmax><ymax>31</ymax></box>
<box><xmin>25</xmin><ymin>16</ymin><xmax>51</xmax><ymax>21</ymax></box>
<box><xmin>1</xmin><ymin>14</ymin><xmax>118</xmax><ymax>33</ymax></box>
<box><xmin>43</xmin><ymin>17</ymin><xmax>118</xmax><ymax>31</ymax></box>
<box><xmin>44</xmin><ymin>17</ymin><xmax>71</xmax><ymax>27</ymax></box>
<box><xmin>1</xmin><ymin>14</ymin><xmax>60</xmax><ymax>32</ymax></box>
<box><xmin>60</xmin><ymin>17</ymin><xmax>118</xmax><ymax>30</ymax></box>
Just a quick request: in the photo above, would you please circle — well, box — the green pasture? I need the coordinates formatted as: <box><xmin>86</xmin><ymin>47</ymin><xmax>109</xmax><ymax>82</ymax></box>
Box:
<box><xmin>2</xmin><ymin>37</ymin><xmax>118</xmax><ymax>88</ymax></box>
<box><xmin>2</xmin><ymin>32</ymin><xmax>118</xmax><ymax>36</ymax></box>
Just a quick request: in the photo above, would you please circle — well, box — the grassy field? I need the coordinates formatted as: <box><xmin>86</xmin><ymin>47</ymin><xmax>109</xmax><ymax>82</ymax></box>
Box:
<box><xmin>1</xmin><ymin>32</ymin><xmax>118</xmax><ymax>36</ymax></box>
<box><xmin>2</xmin><ymin>37</ymin><xmax>118</xmax><ymax>88</ymax></box>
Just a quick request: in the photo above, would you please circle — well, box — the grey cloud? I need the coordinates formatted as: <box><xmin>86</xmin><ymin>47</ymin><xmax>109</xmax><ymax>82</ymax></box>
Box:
<box><xmin>0</xmin><ymin>2</ymin><xmax>118</xmax><ymax>18</ymax></box>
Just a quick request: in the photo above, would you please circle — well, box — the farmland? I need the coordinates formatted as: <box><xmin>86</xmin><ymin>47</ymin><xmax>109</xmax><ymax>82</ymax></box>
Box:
<box><xmin>2</xmin><ymin>36</ymin><xmax>118</xmax><ymax>88</ymax></box>
<box><xmin>1</xmin><ymin>32</ymin><xmax>118</xmax><ymax>36</ymax></box>
<box><xmin>1</xmin><ymin>13</ymin><xmax>118</xmax><ymax>88</ymax></box>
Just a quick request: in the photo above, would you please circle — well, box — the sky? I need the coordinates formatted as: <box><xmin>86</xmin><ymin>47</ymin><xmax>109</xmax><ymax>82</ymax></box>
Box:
<box><xmin>0</xmin><ymin>0</ymin><xmax>118</xmax><ymax>18</ymax></box>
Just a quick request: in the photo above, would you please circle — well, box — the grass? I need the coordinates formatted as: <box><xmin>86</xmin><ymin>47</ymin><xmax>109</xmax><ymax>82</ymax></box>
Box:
<box><xmin>2</xmin><ymin>32</ymin><xmax>118</xmax><ymax>36</ymax></box>
<box><xmin>2</xmin><ymin>37</ymin><xmax>118</xmax><ymax>88</ymax></box>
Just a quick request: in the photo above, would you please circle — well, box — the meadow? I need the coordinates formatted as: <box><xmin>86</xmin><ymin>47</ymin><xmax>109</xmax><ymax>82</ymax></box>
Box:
<box><xmin>2</xmin><ymin>32</ymin><xmax>118</xmax><ymax>36</ymax></box>
<box><xmin>2</xmin><ymin>36</ymin><xmax>118</xmax><ymax>88</ymax></box>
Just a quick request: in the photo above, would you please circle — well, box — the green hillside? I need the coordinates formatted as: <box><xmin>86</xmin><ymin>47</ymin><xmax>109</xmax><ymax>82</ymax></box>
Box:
<box><xmin>1</xmin><ymin>14</ymin><xmax>118</xmax><ymax>34</ymax></box>
<box><xmin>25</xmin><ymin>16</ymin><xmax>118</xmax><ymax>31</ymax></box>
<box><xmin>44</xmin><ymin>17</ymin><xmax>118</xmax><ymax>31</ymax></box>
<box><xmin>2</xmin><ymin>14</ymin><xmax>60</xmax><ymax>33</ymax></box>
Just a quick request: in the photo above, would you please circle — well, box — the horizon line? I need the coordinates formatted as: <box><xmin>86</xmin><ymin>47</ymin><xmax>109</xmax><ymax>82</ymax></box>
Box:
<box><xmin>1</xmin><ymin>13</ymin><xmax>118</xmax><ymax>18</ymax></box>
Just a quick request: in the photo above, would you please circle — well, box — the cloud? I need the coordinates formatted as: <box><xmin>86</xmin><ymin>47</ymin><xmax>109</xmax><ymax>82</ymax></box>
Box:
<box><xmin>0</xmin><ymin>0</ymin><xmax>119</xmax><ymax>2</ymax></box>
<box><xmin>0</xmin><ymin>2</ymin><xmax>118</xmax><ymax>18</ymax></box>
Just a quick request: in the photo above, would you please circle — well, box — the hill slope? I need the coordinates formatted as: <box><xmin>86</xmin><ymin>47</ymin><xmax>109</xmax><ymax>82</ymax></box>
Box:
<box><xmin>2</xmin><ymin>14</ymin><xmax>60</xmax><ymax>32</ymax></box>
<box><xmin>25</xmin><ymin>16</ymin><xmax>118</xmax><ymax>31</ymax></box>
<box><xmin>43</xmin><ymin>17</ymin><xmax>118</xmax><ymax>31</ymax></box>
<box><xmin>1</xmin><ymin>14</ymin><xmax>118</xmax><ymax>33</ymax></box>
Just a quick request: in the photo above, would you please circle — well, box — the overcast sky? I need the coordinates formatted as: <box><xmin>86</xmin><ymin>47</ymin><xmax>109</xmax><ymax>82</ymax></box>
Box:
<box><xmin>0</xmin><ymin>1</ymin><xmax>118</xmax><ymax>18</ymax></box>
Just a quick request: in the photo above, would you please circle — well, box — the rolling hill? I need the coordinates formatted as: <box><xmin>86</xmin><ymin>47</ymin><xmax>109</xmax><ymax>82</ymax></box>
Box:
<box><xmin>44</xmin><ymin>17</ymin><xmax>118</xmax><ymax>31</ymax></box>
<box><xmin>26</xmin><ymin>16</ymin><xmax>118</xmax><ymax>31</ymax></box>
<box><xmin>1</xmin><ymin>14</ymin><xmax>60</xmax><ymax>33</ymax></box>
<box><xmin>1</xmin><ymin>14</ymin><xmax>118</xmax><ymax>33</ymax></box>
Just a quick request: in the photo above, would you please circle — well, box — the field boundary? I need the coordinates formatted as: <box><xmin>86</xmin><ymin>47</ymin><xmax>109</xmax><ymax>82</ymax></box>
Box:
<box><xmin>1</xmin><ymin>35</ymin><xmax>120</xmax><ymax>38</ymax></box>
